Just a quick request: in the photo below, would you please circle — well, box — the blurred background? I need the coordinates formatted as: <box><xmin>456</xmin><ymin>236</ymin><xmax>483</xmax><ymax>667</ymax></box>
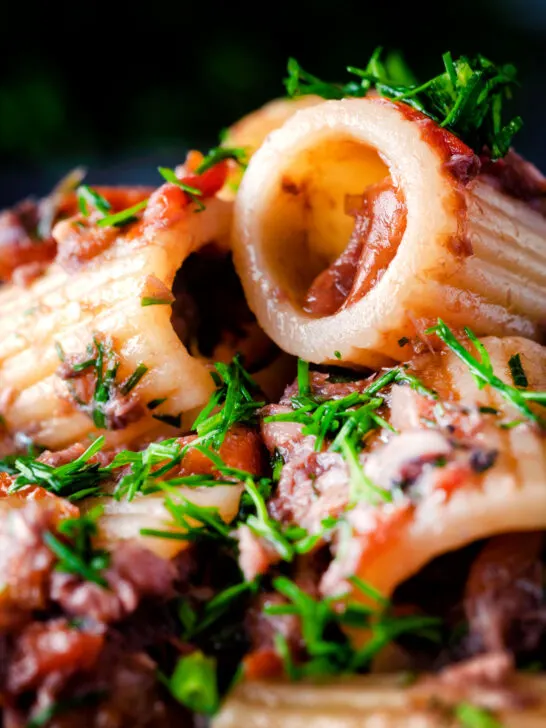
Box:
<box><xmin>1</xmin><ymin>0</ymin><xmax>545</xmax><ymax>206</ymax></box>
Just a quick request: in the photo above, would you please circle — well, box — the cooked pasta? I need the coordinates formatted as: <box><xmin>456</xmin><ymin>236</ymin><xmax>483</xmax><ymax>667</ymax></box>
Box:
<box><xmin>233</xmin><ymin>97</ymin><xmax>546</xmax><ymax>367</ymax></box>
<box><xmin>320</xmin><ymin>335</ymin><xmax>546</xmax><ymax>604</ymax></box>
<box><xmin>214</xmin><ymin>674</ymin><xmax>546</xmax><ymax>728</ymax></box>
<box><xmin>0</xmin><ymin>49</ymin><xmax>544</xmax><ymax>728</ymax></box>
<box><xmin>0</xmin><ymin>173</ymin><xmax>231</xmax><ymax>450</ymax></box>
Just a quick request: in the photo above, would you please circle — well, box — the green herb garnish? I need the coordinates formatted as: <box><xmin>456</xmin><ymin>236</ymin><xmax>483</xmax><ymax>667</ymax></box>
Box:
<box><xmin>141</xmin><ymin>296</ymin><xmax>173</xmax><ymax>307</ymax></box>
<box><xmin>57</xmin><ymin>337</ymin><xmax>148</xmax><ymax>430</ymax></box>
<box><xmin>191</xmin><ymin>355</ymin><xmax>264</xmax><ymax>449</ymax></box>
<box><xmin>455</xmin><ymin>702</ymin><xmax>503</xmax><ymax>727</ymax></box>
<box><xmin>76</xmin><ymin>185</ymin><xmax>111</xmax><ymax>217</ymax></box>
<box><xmin>180</xmin><ymin>579</ymin><xmax>260</xmax><ymax>639</ymax></box>
<box><xmin>196</xmin><ymin>146</ymin><xmax>248</xmax><ymax>175</ymax></box>
<box><xmin>9</xmin><ymin>436</ymin><xmax>108</xmax><ymax>501</ymax></box>
<box><xmin>119</xmin><ymin>363</ymin><xmax>148</xmax><ymax>396</ymax></box>
<box><xmin>267</xmin><ymin>575</ymin><xmax>441</xmax><ymax>679</ymax></box>
<box><xmin>297</xmin><ymin>358</ymin><xmax>311</xmax><ymax>397</ymax></box>
<box><xmin>97</xmin><ymin>199</ymin><xmax>148</xmax><ymax>228</ymax></box>
<box><xmin>152</xmin><ymin>412</ymin><xmax>182</xmax><ymax>428</ymax></box>
<box><xmin>243</xmin><ymin>477</ymin><xmax>295</xmax><ymax>560</ymax></box>
<box><xmin>109</xmin><ymin>438</ymin><xmax>182</xmax><ymax>501</ymax></box>
<box><xmin>168</xmin><ymin>651</ymin><xmax>219</xmax><ymax>715</ymax></box>
<box><xmin>508</xmin><ymin>353</ymin><xmax>528</xmax><ymax>388</ymax></box>
<box><xmin>44</xmin><ymin>506</ymin><xmax>110</xmax><ymax>586</ymax></box>
<box><xmin>265</xmin><ymin>358</ymin><xmax>435</xmax><ymax>503</ymax></box>
<box><xmin>152</xmin><ymin>495</ymin><xmax>235</xmax><ymax>543</ymax></box>
<box><xmin>158</xmin><ymin>166</ymin><xmax>206</xmax><ymax>211</ymax></box>
<box><xmin>428</xmin><ymin>319</ymin><xmax>546</xmax><ymax>427</ymax></box>
<box><xmin>339</xmin><ymin>437</ymin><xmax>392</xmax><ymax>505</ymax></box>
<box><xmin>285</xmin><ymin>49</ymin><xmax>522</xmax><ymax>159</ymax></box>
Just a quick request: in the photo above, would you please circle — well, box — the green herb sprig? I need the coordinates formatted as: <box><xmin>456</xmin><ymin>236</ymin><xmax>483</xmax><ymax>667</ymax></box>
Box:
<box><xmin>141</xmin><ymin>494</ymin><xmax>236</xmax><ymax>544</ymax></box>
<box><xmin>76</xmin><ymin>186</ymin><xmax>148</xmax><ymax>228</ymax></box>
<box><xmin>178</xmin><ymin>579</ymin><xmax>260</xmax><ymax>640</ymax></box>
<box><xmin>286</xmin><ymin>49</ymin><xmax>522</xmax><ymax>159</ymax></box>
<box><xmin>56</xmin><ymin>338</ymin><xmax>148</xmax><ymax>430</ymax></box>
<box><xmin>97</xmin><ymin>199</ymin><xmax>148</xmax><ymax>228</ymax></box>
<box><xmin>264</xmin><ymin>360</ymin><xmax>435</xmax><ymax>504</ymax></box>
<box><xmin>109</xmin><ymin>438</ymin><xmax>182</xmax><ymax>501</ymax></box>
<box><xmin>195</xmin><ymin>146</ymin><xmax>248</xmax><ymax>175</ymax></box>
<box><xmin>77</xmin><ymin>185</ymin><xmax>111</xmax><ymax>217</ymax></box>
<box><xmin>455</xmin><ymin>702</ymin><xmax>503</xmax><ymax>728</ymax></box>
<box><xmin>9</xmin><ymin>436</ymin><xmax>108</xmax><ymax>501</ymax></box>
<box><xmin>268</xmin><ymin>575</ymin><xmax>441</xmax><ymax>679</ymax></box>
<box><xmin>158</xmin><ymin>166</ymin><xmax>206</xmax><ymax>211</ymax></box>
<box><xmin>168</xmin><ymin>651</ymin><xmax>219</xmax><ymax>715</ymax></box>
<box><xmin>192</xmin><ymin>355</ymin><xmax>265</xmax><ymax>449</ymax></box>
<box><xmin>44</xmin><ymin>506</ymin><xmax>110</xmax><ymax>586</ymax></box>
<box><xmin>427</xmin><ymin>319</ymin><xmax>546</xmax><ymax>427</ymax></box>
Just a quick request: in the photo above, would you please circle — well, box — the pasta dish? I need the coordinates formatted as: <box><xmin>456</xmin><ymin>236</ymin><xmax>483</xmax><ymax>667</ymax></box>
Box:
<box><xmin>0</xmin><ymin>50</ymin><xmax>545</xmax><ymax>727</ymax></box>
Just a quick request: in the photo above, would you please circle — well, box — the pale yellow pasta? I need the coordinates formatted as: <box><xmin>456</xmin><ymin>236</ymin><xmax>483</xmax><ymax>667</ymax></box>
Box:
<box><xmin>224</xmin><ymin>95</ymin><xmax>324</xmax><ymax>159</ymax></box>
<box><xmin>233</xmin><ymin>98</ymin><xmax>546</xmax><ymax>368</ymax></box>
<box><xmin>321</xmin><ymin>336</ymin><xmax>546</xmax><ymax>608</ymax></box>
<box><xmin>220</xmin><ymin>95</ymin><xmax>324</xmax><ymax>198</ymax></box>
<box><xmin>84</xmin><ymin>483</ymin><xmax>243</xmax><ymax>559</ymax></box>
<box><xmin>214</xmin><ymin>674</ymin><xmax>546</xmax><ymax>728</ymax></box>
<box><xmin>0</xmin><ymin>196</ymin><xmax>232</xmax><ymax>450</ymax></box>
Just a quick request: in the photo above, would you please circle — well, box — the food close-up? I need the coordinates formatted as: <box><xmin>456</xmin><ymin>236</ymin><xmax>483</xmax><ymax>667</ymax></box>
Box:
<box><xmin>0</xmin><ymin>46</ymin><xmax>545</xmax><ymax>728</ymax></box>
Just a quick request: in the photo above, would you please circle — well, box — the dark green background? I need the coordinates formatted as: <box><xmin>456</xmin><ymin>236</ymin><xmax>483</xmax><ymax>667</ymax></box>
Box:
<box><xmin>1</xmin><ymin>0</ymin><xmax>545</xmax><ymax>204</ymax></box>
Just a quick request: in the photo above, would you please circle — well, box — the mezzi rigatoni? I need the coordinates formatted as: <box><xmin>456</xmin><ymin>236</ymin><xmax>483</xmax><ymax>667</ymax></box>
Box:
<box><xmin>232</xmin><ymin>97</ymin><xmax>546</xmax><ymax>368</ymax></box>
<box><xmin>0</xmin><ymin>188</ymin><xmax>232</xmax><ymax>450</ymax></box>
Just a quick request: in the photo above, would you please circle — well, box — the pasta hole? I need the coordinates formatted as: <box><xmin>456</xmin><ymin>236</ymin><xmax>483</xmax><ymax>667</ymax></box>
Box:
<box><xmin>261</xmin><ymin>136</ymin><xmax>399</xmax><ymax>315</ymax></box>
<box><xmin>171</xmin><ymin>245</ymin><xmax>278</xmax><ymax>371</ymax></box>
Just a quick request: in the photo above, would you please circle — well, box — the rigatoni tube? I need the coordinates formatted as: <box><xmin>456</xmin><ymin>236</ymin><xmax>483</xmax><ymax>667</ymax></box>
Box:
<box><xmin>321</xmin><ymin>336</ymin><xmax>546</xmax><ymax>612</ymax></box>
<box><xmin>0</xmin><ymin>185</ymin><xmax>232</xmax><ymax>450</ymax></box>
<box><xmin>233</xmin><ymin>97</ymin><xmax>546</xmax><ymax>368</ymax></box>
<box><xmin>214</xmin><ymin>673</ymin><xmax>546</xmax><ymax>728</ymax></box>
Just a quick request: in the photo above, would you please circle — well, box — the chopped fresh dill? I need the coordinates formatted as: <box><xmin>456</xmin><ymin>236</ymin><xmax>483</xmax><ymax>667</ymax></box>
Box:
<box><xmin>168</xmin><ymin>651</ymin><xmax>219</xmax><ymax>715</ymax></box>
<box><xmin>109</xmin><ymin>438</ymin><xmax>182</xmax><ymax>501</ymax></box>
<box><xmin>264</xmin><ymin>358</ymin><xmax>434</xmax><ymax>504</ymax></box>
<box><xmin>195</xmin><ymin>146</ymin><xmax>248</xmax><ymax>175</ymax></box>
<box><xmin>339</xmin><ymin>438</ymin><xmax>392</xmax><ymax>505</ymax></box>
<box><xmin>119</xmin><ymin>363</ymin><xmax>148</xmax><ymax>396</ymax></box>
<box><xmin>76</xmin><ymin>185</ymin><xmax>111</xmax><ymax>217</ymax></box>
<box><xmin>44</xmin><ymin>506</ymin><xmax>110</xmax><ymax>586</ymax></box>
<box><xmin>97</xmin><ymin>199</ymin><xmax>148</xmax><ymax>228</ymax></box>
<box><xmin>8</xmin><ymin>436</ymin><xmax>108</xmax><ymax>501</ymax></box>
<box><xmin>141</xmin><ymin>296</ymin><xmax>174</xmax><ymax>307</ymax></box>
<box><xmin>191</xmin><ymin>355</ymin><xmax>264</xmax><ymax>449</ymax></box>
<box><xmin>179</xmin><ymin>579</ymin><xmax>260</xmax><ymax>639</ymax></box>
<box><xmin>56</xmin><ymin>337</ymin><xmax>148</xmax><ymax>430</ymax></box>
<box><xmin>428</xmin><ymin>319</ymin><xmax>546</xmax><ymax>427</ymax></box>
<box><xmin>267</xmin><ymin>575</ymin><xmax>441</xmax><ymax>679</ymax></box>
<box><xmin>454</xmin><ymin>702</ymin><xmax>503</xmax><ymax>728</ymax></box>
<box><xmin>296</xmin><ymin>357</ymin><xmax>311</xmax><ymax>397</ymax></box>
<box><xmin>285</xmin><ymin>49</ymin><xmax>522</xmax><ymax>159</ymax></box>
<box><xmin>508</xmin><ymin>352</ymin><xmax>528</xmax><ymax>388</ymax></box>
<box><xmin>157</xmin><ymin>166</ymin><xmax>206</xmax><ymax>211</ymax></box>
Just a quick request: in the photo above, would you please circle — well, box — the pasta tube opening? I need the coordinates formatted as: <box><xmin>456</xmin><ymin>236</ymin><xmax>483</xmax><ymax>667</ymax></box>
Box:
<box><xmin>259</xmin><ymin>137</ymin><xmax>392</xmax><ymax>311</ymax></box>
<box><xmin>234</xmin><ymin>98</ymin><xmax>546</xmax><ymax>367</ymax></box>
